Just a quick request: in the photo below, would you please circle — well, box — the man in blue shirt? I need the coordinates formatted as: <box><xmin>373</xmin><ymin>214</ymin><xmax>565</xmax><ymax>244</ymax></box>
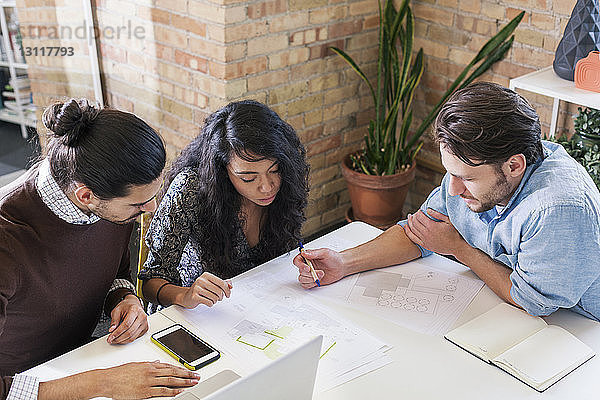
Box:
<box><xmin>294</xmin><ymin>82</ymin><xmax>600</xmax><ymax>321</ymax></box>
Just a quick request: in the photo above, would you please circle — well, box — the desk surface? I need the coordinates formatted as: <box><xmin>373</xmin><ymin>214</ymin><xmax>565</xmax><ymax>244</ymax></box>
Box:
<box><xmin>26</xmin><ymin>222</ymin><xmax>600</xmax><ymax>399</ymax></box>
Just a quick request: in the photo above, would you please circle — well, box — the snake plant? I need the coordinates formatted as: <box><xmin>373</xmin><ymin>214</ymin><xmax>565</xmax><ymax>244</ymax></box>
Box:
<box><xmin>332</xmin><ymin>0</ymin><xmax>524</xmax><ymax>175</ymax></box>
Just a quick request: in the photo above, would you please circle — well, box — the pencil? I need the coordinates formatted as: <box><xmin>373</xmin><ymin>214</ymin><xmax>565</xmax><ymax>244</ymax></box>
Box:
<box><xmin>299</xmin><ymin>241</ymin><xmax>320</xmax><ymax>287</ymax></box>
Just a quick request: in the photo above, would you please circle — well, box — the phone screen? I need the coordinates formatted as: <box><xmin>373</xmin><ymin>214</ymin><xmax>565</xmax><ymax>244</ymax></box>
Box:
<box><xmin>157</xmin><ymin>328</ymin><xmax>215</xmax><ymax>363</ymax></box>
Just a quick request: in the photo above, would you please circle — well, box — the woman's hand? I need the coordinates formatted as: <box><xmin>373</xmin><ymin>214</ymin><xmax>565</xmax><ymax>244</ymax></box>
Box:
<box><xmin>178</xmin><ymin>272</ymin><xmax>232</xmax><ymax>309</ymax></box>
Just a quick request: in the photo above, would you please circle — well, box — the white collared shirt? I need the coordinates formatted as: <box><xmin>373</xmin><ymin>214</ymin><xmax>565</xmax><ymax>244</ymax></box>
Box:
<box><xmin>35</xmin><ymin>158</ymin><xmax>100</xmax><ymax>225</ymax></box>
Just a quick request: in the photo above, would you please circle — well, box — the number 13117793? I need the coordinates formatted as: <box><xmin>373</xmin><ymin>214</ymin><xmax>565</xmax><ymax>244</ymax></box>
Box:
<box><xmin>25</xmin><ymin>47</ymin><xmax>74</xmax><ymax>57</ymax></box>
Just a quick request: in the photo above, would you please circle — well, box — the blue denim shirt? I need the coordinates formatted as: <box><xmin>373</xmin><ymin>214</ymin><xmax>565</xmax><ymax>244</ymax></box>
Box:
<box><xmin>401</xmin><ymin>141</ymin><xmax>600</xmax><ymax>320</ymax></box>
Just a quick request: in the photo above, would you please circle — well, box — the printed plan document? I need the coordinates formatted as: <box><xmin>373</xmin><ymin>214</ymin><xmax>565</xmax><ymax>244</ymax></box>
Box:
<box><xmin>304</xmin><ymin>235</ymin><xmax>484</xmax><ymax>335</ymax></box>
<box><xmin>162</xmin><ymin>263</ymin><xmax>392</xmax><ymax>392</ymax></box>
<box><xmin>444</xmin><ymin>303</ymin><xmax>595</xmax><ymax>392</ymax></box>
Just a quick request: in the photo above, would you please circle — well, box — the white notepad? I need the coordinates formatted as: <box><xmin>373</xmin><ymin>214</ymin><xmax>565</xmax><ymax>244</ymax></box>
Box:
<box><xmin>445</xmin><ymin>303</ymin><xmax>595</xmax><ymax>392</ymax></box>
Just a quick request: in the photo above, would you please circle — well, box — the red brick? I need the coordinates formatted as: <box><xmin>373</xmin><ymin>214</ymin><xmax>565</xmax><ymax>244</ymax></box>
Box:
<box><xmin>247</xmin><ymin>70</ymin><xmax>289</xmax><ymax>91</ymax></box>
<box><xmin>224</xmin><ymin>57</ymin><xmax>268</xmax><ymax>79</ymax></box>
<box><xmin>136</xmin><ymin>5</ymin><xmax>170</xmax><ymax>25</ymax></box>
<box><xmin>507</xmin><ymin>8</ymin><xmax>530</xmax><ymax>23</ymax></box>
<box><xmin>309</xmin><ymin>39</ymin><xmax>345</xmax><ymax>60</ymax></box>
<box><xmin>172</xmin><ymin>15</ymin><xmax>206</xmax><ymax>37</ymax></box>
<box><xmin>109</xmin><ymin>93</ymin><xmax>134</xmax><ymax>112</ymax></box>
<box><xmin>505</xmin><ymin>0</ymin><xmax>530</xmax><ymax>7</ymax></box>
<box><xmin>413</xmin><ymin>3</ymin><xmax>455</xmax><ymax>26</ymax></box>
<box><xmin>363</xmin><ymin>15</ymin><xmax>379</xmax><ymax>30</ymax></box>
<box><xmin>299</xmin><ymin>125</ymin><xmax>324</xmax><ymax>143</ymax></box>
<box><xmin>224</xmin><ymin>21</ymin><xmax>269</xmax><ymax>43</ymax></box>
<box><xmin>531</xmin><ymin>12</ymin><xmax>555</xmax><ymax>31</ymax></box>
<box><xmin>247</xmin><ymin>0</ymin><xmax>287</xmax><ymax>19</ymax></box>
<box><xmin>174</xmin><ymin>50</ymin><xmax>208</xmax><ymax>72</ymax></box>
<box><xmin>155</xmin><ymin>25</ymin><xmax>187</xmax><ymax>49</ymax></box>
<box><xmin>287</xmin><ymin>114</ymin><xmax>304</xmax><ymax>131</ymax></box>
<box><xmin>156</xmin><ymin>0</ymin><xmax>187</xmax><ymax>13</ymax></box>
<box><xmin>269</xmin><ymin>48</ymin><xmax>310</xmax><ymax>70</ymax></box>
<box><xmin>459</xmin><ymin>0</ymin><xmax>481</xmax><ymax>14</ymax></box>
<box><xmin>155</xmin><ymin>43</ymin><xmax>175</xmax><ymax>62</ymax></box>
<box><xmin>329</xmin><ymin>20</ymin><xmax>363</xmax><ymax>39</ymax></box>
<box><xmin>553</xmin><ymin>1</ymin><xmax>576</xmax><ymax>15</ymax></box>
<box><xmin>269</xmin><ymin>12</ymin><xmax>309</xmax><ymax>33</ymax></box>
<box><xmin>323</xmin><ymin>117</ymin><xmax>353</xmax><ymax>136</ymax></box>
<box><xmin>309</xmin><ymin>5</ymin><xmax>348</xmax><ymax>24</ymax></box>
<box><xmin>290</xmin><ymin>27</ymin><xmax>327</xmax><ymax>46</ymax></box>
<box><xmin>343</xmin><ymin>127</ymin><xmax>365</xmax><ymax>144</ymax></box>
<box><xmin>99</xmin><ymin>43</ymin><xmax>126</xmax><ymax>63</ymax></box>
<box><xmin>349</xmin><ymin>0</ymin><xmax>377</xmax><ymax>16</ymax></box>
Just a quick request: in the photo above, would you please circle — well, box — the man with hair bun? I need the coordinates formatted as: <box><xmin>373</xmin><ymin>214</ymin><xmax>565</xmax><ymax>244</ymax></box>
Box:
<box><xmin>0</xmin><ymin>99</ymin><xmax>200</xmax><ymax>399</ymax></box>
<box><xmin>295</xmin><ymin>82</ymin><xmax>600</xmax><ymax>322</ymax></box>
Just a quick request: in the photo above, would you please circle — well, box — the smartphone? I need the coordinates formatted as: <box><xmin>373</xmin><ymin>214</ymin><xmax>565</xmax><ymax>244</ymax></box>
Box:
<box><xmin>151</xmin><ymin>324</ymin><xmax>220</xmax><ymax>370</ymax></box>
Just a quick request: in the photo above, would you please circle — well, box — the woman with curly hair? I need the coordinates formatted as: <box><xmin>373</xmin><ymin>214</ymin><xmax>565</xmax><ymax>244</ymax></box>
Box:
<box><xmin>139</xmin><ymin>100</ymin><xmax>309</xmax><ymax>313</ymax></box>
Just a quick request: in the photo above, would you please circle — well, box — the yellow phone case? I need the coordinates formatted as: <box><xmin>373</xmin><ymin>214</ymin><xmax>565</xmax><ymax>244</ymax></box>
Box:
<box><xmin>151</xmin><ymin>335</ymin><xmax>198</xmax><ymax>370</ymax></box>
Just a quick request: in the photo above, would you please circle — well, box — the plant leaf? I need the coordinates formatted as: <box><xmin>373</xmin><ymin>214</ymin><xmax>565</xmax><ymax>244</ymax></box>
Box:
<box><xmin>408</xmin><ymin>12</ymin><xmax>524</xmax><ymax>153</ymax></box>
<box><xmin>329</xmin><ymin>47</ymin><xmax>376</xmax><ymax>105</ymax></box>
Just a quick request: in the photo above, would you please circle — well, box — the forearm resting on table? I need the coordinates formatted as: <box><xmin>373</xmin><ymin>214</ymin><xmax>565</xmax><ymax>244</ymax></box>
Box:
<box><xmin>452</xmin><ymin>242</ymin><xmax>519</xmax><ymax>308</ymax></box>
<box><xmin>341</xmin><ymin>224</ymin><xmax>422</xmax><ymax>275</ymax></box>
<box><xmin>142</xmin><ymin>278</ymin><xmax>185</xmax><ymax>307</ymax></box>
<box><xmin>38</xmin><ymin>370</ymin><xmax>104</xmax><ymax>400</ymax></box>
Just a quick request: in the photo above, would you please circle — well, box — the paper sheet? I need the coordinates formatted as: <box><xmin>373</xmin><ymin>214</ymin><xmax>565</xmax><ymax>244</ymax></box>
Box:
<box><xmin>165</xmin><ymin>262</ymin><xmax>391</xmax><ymax>392</ymax></box>
<box><xmin>302</xmin><ymin>237</ymin><xmax>484</xmax><ymax>335</ymax></box>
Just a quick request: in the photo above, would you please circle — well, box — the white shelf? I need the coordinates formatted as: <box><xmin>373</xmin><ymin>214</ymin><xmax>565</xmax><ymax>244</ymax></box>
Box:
<box><xmin>509</xmin><ymin>67</ymin><xmax>600</xmax><ymax>110</ymax></box>
<box><xmin>0</xmin><ymin>5</ymin><xmax>32</xmax><ymax>138</ymax></box>
<box><xmin>0</xmin><ymin>60</ymin><xmax>26</xmax><ymax>69</ymax></box>
<box><xmin>509</xmin><ymin>66</ymin><xmax>600</xmax><ymax>137</ymax></box>
<box><xmin>0</xmin><ymin>107</ymin><xmax>35</xmax><ymax>128</ymax></box>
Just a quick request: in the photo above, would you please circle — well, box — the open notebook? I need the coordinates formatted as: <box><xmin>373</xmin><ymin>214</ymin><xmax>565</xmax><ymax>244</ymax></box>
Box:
<box><xmin>444</xmin><ymin>303</ymin><xmax>595</xmax><ymax>392</ymax></box>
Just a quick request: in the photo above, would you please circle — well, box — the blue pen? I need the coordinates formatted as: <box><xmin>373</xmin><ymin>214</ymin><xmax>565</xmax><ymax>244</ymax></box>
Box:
<box><xmin>299</xmin><ymin>241</ymin><xmax>320</xmax><ymax>287</ymax></box>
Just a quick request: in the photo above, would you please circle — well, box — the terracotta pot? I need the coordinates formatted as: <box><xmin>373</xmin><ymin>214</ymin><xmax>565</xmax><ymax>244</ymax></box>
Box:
<box><xmin>341</xmin><ymin>153</ymin><xmax>416</xmax><ymax>229</ymax></box>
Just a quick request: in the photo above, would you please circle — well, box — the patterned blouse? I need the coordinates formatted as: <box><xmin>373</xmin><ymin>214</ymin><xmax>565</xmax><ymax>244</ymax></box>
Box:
<box><xmin>138</xmin><ymin>168</ymin><xmax>272</xmax><ymax>313</ymax></box>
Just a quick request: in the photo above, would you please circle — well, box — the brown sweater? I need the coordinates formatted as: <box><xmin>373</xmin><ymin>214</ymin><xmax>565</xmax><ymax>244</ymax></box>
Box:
<box><xmin>0</xmin><ymin>168</ymin><xmax>134</xmax><ymax>398</ymax></box>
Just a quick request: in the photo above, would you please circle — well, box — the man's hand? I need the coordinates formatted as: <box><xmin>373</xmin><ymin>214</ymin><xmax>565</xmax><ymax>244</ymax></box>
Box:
<box><xmin>292</xmin><ymin>248</ymin><xmax>346</xmax><ymax>289</ymax></box>
<box><xmin>38</xmin><ymin>361</ymin><xmax>201</xmax><ymax>399</ymax></box>
<box><xmin>404</xmin><ymin>209</ymin><xmax>467</xmax><ymax>256</ymax></box>
<box><xmin>178</xmin><ymin>272</ymin><xmax>232</xmax><ymax>309</ymax></box>
<box><xmin>103</xmin><ymin>361</ymin><xmax>200</xmax><ymax>399</ymax></box>
<box><xmin>108</xmin><ymin>294</ymin><xmax>148</xmax><ymax>344</ymax></box>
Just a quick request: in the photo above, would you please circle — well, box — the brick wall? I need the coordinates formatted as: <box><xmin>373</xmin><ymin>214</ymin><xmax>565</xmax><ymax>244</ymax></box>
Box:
<box><xmin>406</xmin><ymin>0</ymin><xmax>579</xmax><ymax>213</ymax></box>
<box><xmin>69</xmin><ymin>0</ymin><xmax>380</xmax><ymax>236</ymax></box>
<box><xmin>18</xmin><ymin>0</ymin><xmax>581</xmax><ymax>235</ymax></box>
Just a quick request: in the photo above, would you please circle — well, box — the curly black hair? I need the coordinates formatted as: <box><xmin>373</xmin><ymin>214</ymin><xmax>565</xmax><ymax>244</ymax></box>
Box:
<box><xmin>164</xmin><ymin>100</ymin><xmax>310</xmax><ymax>270</ymax></box>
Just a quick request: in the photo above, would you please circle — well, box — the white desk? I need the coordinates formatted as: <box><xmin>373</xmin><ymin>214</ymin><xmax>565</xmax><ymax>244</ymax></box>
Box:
<box><xmin>509</xmin><ymin>67</ymin><xmax>600</xmax><ymax>137</ymax></box>
<box><xmin>26</xmin><ymin>222</ymin><xmax>600</xmax><ymax>399</ymax></box>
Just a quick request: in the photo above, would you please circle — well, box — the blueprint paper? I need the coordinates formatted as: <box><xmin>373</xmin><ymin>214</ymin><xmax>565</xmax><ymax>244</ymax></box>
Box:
<box><xmin>303</xmin><ymin>236</ymin><xmax>484</xmax><ymax>335</ymax></box>
<box><xmin>343</xmin><ymin>261</ymin><xmax>483</xmax><ymax>335</ymax></box>
<box><xmin>163</xmin><ymin>265</ymin><xmax>391</xmax><ymax>392</ymax></box>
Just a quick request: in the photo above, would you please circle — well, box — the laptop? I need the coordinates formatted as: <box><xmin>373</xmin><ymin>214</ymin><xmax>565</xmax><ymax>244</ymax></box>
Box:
<box><xmin>176</xmin><ymin>335</ymin><xmax>323</xmax><ymax>400</ymax></box>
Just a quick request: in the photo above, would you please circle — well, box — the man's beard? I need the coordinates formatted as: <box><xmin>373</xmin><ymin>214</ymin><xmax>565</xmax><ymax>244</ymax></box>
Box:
<box><xmin>462</xmin><ymin>170</ymin><xmax>514</xmax><ymax>213</ymax></box>
<box><xmin>93</xmin><ymin>202</ymin><xmax>142</xmax><ymax>224</ymax></box>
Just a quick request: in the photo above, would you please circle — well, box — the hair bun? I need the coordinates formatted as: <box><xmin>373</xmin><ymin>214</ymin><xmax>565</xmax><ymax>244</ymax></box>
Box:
<box><xmin>42</xmin><ymin>98</ymin><xmax>100</xmax><ymax>146</ymax></box>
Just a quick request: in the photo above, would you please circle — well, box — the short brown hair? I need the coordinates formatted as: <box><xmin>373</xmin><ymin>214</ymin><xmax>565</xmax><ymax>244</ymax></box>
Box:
<box><xmin>434</xmin><ymin>81</ymin><xmax>544</xmax><ymax>167</ymax></box>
